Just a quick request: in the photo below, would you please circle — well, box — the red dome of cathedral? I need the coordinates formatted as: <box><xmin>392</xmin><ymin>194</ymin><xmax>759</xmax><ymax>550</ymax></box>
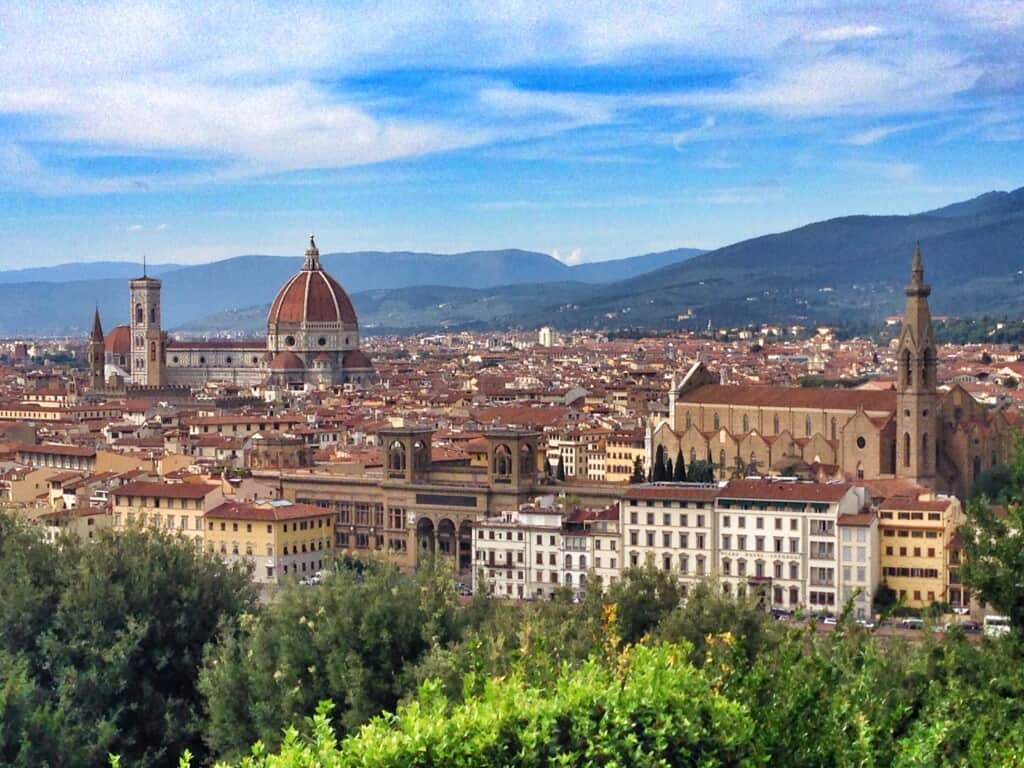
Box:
<box><xmin>269</xmin><ymin>351</ymin><xmax>305</xmax><ymax>370</ymax></box>
<box><xmin>104</xmin><ymin>325</ymin><xmax>131</xmax><ymax>355</ymax></box>
<box><xmin>267</xmin><ymin>236</ymin><xmax>358</xmax><ymax>326</ymax></box>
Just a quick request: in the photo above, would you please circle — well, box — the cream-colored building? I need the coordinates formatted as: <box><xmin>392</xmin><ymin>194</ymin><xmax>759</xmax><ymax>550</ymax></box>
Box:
<box><xmin>878</xmin><ymin>494</ymin><xmax>962</xmax><ymax>609</ymax></box>
<box><xmin>111</xmin><ymin>480</ymin><xmax>225</xmax><ymax>545</ymax></box>
<box><xmin>204</xmin><ymin>499</ymin><xmax>336</xmax><ymax>583</ymax></box>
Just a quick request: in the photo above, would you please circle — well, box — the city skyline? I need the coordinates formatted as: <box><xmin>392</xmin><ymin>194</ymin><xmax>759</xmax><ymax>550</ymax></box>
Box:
<box><xmin>1</xmin><ymin>1</ymin><xmax>1022</xmax><ymax>268</ymax></box>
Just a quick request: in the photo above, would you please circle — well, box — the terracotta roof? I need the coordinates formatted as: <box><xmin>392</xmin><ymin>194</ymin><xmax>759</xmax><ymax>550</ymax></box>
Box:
<box><xmin>838</xmin><ymin>511</ymin><xmax>876</xmax><ymax>526</ymax></box>
<box><xmin>18</xmin><ymin>443</ymin><xmax>96</xmax><ymax>457</ymax></box>
<box><xmin>104</xmin><ymin>325</ymin><xmax>131</xmax><ymax>355</ymax></box>
<box><xmin>878</xmin><ymin>496</ymin><xmax>953</xmax><ymax>512</ymax></box>
<box><xmin>268</xmin><ymin>264</ymin><xmax>357</xmax><ymax>326</ymax></box>
<box><xmin>680</xmin><ymin>384</ymin><xmax>895</xmax><ymax>412</ymax></box>
<box><xmin>718</xmin><ymin>479</ymin><xmax>853</xmax><ymax>503</ymax></box>
<box><xmin>270</xmin><ymin>351</ymin><xmax>305</xmax><ymax>371</ymax></box>
<box><xmin>342</xmin><ymin>349</ymin><xmax>373</xmax><ymax>369</ymax></box>
<box><xmin>206</xmin><ymin>500</ymin><xmax>335</xmax><ymax>522</ymax></box>
<box><xmin>114</xmin><ymin>481</ymin><xmax>219</xmax><ymax>499</ymax></box>
<box><xmin>625</xmin><ymin>485</ymin><xmax>720</xmax><ymax>502</ymax></box>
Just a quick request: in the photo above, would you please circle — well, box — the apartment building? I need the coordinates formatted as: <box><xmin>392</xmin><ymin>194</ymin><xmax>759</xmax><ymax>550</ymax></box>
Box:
<box><xmin>204</xmin><ymin>499</ymin><xmax>336</xmax><ymax>583</ymax></box>
<box><xmin>621</xmin><ymin>485</ymin><xmax>717</xmax><ymax>594</ymax></box>
<box><xmin>878</xmin><ymin>494</ymin><xmax>962</xmax><ymax>609</ymax></box>
<box><xmin>111</xmin><ymin>480</ymin><xmax>225</xmax><ymax>546</ymax></box>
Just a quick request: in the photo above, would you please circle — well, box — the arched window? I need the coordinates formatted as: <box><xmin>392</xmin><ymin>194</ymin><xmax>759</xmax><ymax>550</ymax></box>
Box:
<box><xmin>135</xmin><ymin>303</ymin><xmax>143</xmax><ymax>323</ymax></box>
<box><xmin>921</xmin><ymin>433</ymin><xmax>929</xmax><ymax>469</ymax></box>
<box><xmin>149</xmin><ymin>307</ymin><xmax>156</xmax><ymax>324</ymax></box>
<box><xmin>519</xmin><ymin>443</ymin><xmax>534</xmax><ymax>475</ymax></box>
<box><xmin>830</xmin><ymin>417</ymin><xmax>837</xmax><ymax>442</ymax></box>
<box><xmin>565</xmin><ymin>573</ymin><xmax>573</xmax><ymax>585</ymax></box>
<box><xmin>413</xmin><ymin>440</ymin><xmax>429</xmax><ymax>471</ymax></box>
<box><xmin>690</xmin><ymin>447</ymin><xmax>696</xmax><ymax>464</ymax></box>
<box><xmin>149</xmin><ymin>341</ymin><xmax>156</xmax><ymax>362</ymax></box>
<box><xmin>922</xmin><ymin>348</ymin><xmax>934</xmax><ymax>388</ymax></box>
<box><xmin>685</xmin><ymin>412</ymin><xmax>692</xmax><ymax>430</ymax></box>
<box><xmin>494</xmin><ymin>444</ymin><xmax>512</xmax><ymax>477</ymax></box>
<box><xmin>742</xmin><ymin>414</ymin><xmax>749</xmax><ymax>433</ymax></box>
<box><xmin>713</xmin><ymin>412</ymin><xmax>720</xmax><ymax>430</ymax></box>
<box><xmin>805</xmin><ymin>416</ymin><xmax>812</xmax><ymax>437</ymax></box>
<box><xmin>773</xmin><ymin>414</ymin><xmax>780</xmax><ymax>434</ymax></box>
<box><xmin>903</xmin><ymin>349</ymin><xmax>912</xmax><ymax>387</ymax></box>
<box><xmin>749</xmin><ymin>452</ymin><xmax>756</xmax><ymax>470</ymax></box>
<box><xmin>565</xmin><ymin>554</ymin><xmax>573</xmax><ymax>570</ymax></box>
<box><xmin>579</xmin><ymin>555</ymin><xmax>586</xmax><ymax>570</ymax></box>
<box><xmin>388</xmin><ymin>441</ymin><xmax>406</xmax><ymax>471</ymax></box>
<box><xmin>719</xmin><ymin>449</ymin><xmax>726</xmax><ymax>469</ymax></box>
<box><xmin>904</xmin><ymin>433</ymin><xmax>911</xmax><ymax>467</ymax></box>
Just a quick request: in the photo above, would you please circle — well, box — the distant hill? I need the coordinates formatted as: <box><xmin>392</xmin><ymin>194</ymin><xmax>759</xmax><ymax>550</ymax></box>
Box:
<box><xmin>0</xmin><ymin>247</ymin><xmax>701</xmax><ymax>335</ymax></box>
<box><xmin>523</xmin><ymin>185</ymin><xmax>1024</xmax><ymax>330</ymax></box>
<box><xmin>0</xmin><ymin>261</ymin><xmax>179</xmax><ymax>283</ymax></box>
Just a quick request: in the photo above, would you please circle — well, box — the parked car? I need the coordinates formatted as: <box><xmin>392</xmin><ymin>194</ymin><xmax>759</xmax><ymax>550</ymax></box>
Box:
<box><xmin>900</xmin><ymin>617</ymin><xmax>924</xmax><ymax>630</ymax></box>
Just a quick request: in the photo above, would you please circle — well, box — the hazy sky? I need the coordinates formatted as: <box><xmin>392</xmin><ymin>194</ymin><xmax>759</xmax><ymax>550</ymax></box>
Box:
<box><xmin>1</xmin><ymin>1</ymin><xmax>1022</xmax><ymax>268</ymax></box>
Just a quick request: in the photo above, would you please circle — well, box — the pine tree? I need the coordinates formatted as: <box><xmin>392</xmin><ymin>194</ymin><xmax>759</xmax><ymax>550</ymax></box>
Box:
<box><xmin>665</xmin><ymin>458</ymin><xmax>674</xmax><ymax>480</ymax></box>
<box><xmin>674</xmin><ymin>450</ymin><xmax>686</xmax><ymax>482</ymax></box>
<box><xmin>556</xmin><ymin>454</ymin><xmax>566</xmax><ymax>481</ymax></box>
<box><xmin>544</xmin><ymin>457</ymin><xmax>553</xmax><ymax>478</ymax></box>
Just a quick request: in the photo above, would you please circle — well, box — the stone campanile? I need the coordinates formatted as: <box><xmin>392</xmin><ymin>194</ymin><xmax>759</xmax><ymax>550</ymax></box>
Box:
<box><xmin>88</xmin><ymin>306</ymin><xmax>105</xmax><ymax>390</ymax></box>
<box><xmin>895</xmin><ymin>243</ymin><xmax>938</xmax><ymax>487</ymax></box>
<box><xmin>129</xmin><ymin>269</ymin><xmax>164</xmax><ymax>386</ymax></box>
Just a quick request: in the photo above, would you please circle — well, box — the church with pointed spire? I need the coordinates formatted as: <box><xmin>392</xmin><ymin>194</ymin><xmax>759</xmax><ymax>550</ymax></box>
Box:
<box><xmin>87</xmin><ymin>235</ymin><xmax>374</xmax><ymax>392</ymax></box>
<box><xmin>650</xmin><ymin>244</ymin><xmax>1012</xmax><ymax>500</ymax></box>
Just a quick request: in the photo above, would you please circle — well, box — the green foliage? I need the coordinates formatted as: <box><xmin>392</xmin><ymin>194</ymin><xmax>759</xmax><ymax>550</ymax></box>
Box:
<box><xmin>673</xmin><ymin>449</ymin><xmax>687</xmax><ymax>481</ymax></box>
<box><xmin>219</xmin><ymin>644</ymin><xmax>760</xmax><ymax>768</ymax></box>
<box><xmin>961</xmin><ymin>432</ymin><xmax>1024</xmax><ymax>630</ymax></box>
<box><xmin>0</xmin><ymin>514</ymin><xmax>255</xmax><ymax>767</ymax></box>
<box><xmin>630</xmin><ymin>455</ymin><xmax>645</xmax><ymax>483</ymax></box>
<box><xmin>652</xmin><ymin>444</ymin><xmax>666</xmax><ymax>482</ymax></box>
<box><xmin>971</xmin><ymin>461</ymin><xmax>1015</xmax><ymax>502</ymax></box>
<box><xmin>199</xmin><ymin>560</ymin><xmax>460</xmax><ymax>761</ymax></box>
<box><xmin>607</xmin><ymin>564</ymin><xmax>684</xmax><ymax>645</ymax></box>
<box><xmin>555</xmin><ymin>454</ymin><xmax>566</xmax><ymax>481</ymax></box>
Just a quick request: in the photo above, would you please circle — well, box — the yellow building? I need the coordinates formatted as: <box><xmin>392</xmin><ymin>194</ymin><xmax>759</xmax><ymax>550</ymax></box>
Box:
<box><xmin>111</xmin><ymin>480</ymin><xmax>225</xmax><ymax>546</ymax></box>
<box><xmin>878</xmin><ymin>494</ymin><xmax>962</xmax><ymax>608</ymax></box>
<box><xmin>604</xmin><ymin>431</ymin><xmax>646</xmax><ymax>483</ymax></box>
<box><xmin>204</xmin><ymin>500</ymin><xmax>336</xmax><ymax>583</ymax></box>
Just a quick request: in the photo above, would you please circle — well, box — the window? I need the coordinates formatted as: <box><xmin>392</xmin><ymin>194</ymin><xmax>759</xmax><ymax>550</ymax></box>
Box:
<box><xmin>805</xmin><ymin>415</ymin><xmax>812</xmax><ymax>437</ymax></box>
<box><xmin>713</xmin><ymin>412</ymin><xmax>720</xmax><ymax>430</ymax></box>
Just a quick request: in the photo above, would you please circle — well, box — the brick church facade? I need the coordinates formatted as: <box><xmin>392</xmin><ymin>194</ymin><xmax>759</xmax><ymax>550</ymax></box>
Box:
<box><xmin>650</xmin><ymin>246</ymin><xmax>1013</xmax><ymax>500</ymax></box>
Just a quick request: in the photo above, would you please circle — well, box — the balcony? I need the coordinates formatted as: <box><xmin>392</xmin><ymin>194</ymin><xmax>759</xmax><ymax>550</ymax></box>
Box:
<box><xmin>810</xmin><ymin>577</ymin><xmax>834</xmax><ymax>587</ymax></box>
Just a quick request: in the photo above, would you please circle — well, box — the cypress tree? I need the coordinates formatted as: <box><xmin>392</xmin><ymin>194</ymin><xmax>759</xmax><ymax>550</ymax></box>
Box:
<box><xmin>674</xmin><ymin>449</ymin><xmax>686</xmax><ymax>482</ymax></box>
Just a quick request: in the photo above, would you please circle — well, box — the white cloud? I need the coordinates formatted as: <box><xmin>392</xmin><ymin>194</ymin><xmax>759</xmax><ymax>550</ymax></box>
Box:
<box><xmin>126</xmin><ymin>224</ymin><xmax>144</xmax><ymax>232</ymax></box>
<box><xmin>552</xmin><ymin>247</ymin><xmax>585</xmax><ymax>265</ymax></box>
<box><xmin>842</xmin><ymin>124</ymin><xmax>912</xmax><ymax>145</ymax></box>
<box><xmin>672</xmin><ymin>116</ymin><xmax>717</xmax><ymax>149</ymax></box>
<box><xmin>801</xmin><ymin>25</ymin><xmax>885</xmax><ymax>43</ymax></box>
<box><xmin>155</xmin><ymin>223</ymin><xmax>169</xmax><ymax>231</ymax></box>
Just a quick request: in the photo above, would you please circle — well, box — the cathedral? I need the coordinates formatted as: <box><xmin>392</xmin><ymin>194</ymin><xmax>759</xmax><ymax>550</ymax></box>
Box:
<box><xmin>649</xmin><ymin>246</ymin><xmax>1013</xmax><ymax>500</ymax></box>
<box><xmin>87</xmin><ymin>236</ymin><xmax>374</xmax><ymax>391</ymax></box>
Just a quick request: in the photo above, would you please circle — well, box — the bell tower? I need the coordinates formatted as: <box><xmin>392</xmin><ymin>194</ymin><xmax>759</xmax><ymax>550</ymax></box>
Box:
<box><xmin>129</xmin><ymin>265</ymin><xmax>164</xmax><ymax>386</ymax></box>
<box><xmin>88</xmin><ymin>306</ymin><xmax>105</xmax><ymax>390</ymax></box>
<box><xmin>895</xmin><ymin>243</ymin><xmax>938</xmax><ymax>487</ymax></box>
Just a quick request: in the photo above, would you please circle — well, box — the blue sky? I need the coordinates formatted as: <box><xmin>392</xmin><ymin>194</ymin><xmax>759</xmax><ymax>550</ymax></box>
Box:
<box><xmin>1</xmin><ymin>0</ymin><xmax>1022</xmax><ymax>268</ymax></box>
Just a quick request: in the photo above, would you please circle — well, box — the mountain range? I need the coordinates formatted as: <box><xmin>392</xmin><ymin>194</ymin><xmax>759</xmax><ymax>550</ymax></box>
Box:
<box><xmin>0</xmin><ymin>247</ymin><xmax>702</xmax><ymax>336</ymax></box>
<box><xmin>5</xmin><ymin>185</ymin><xmax>1024</xmax><ymax>337</ymax></box>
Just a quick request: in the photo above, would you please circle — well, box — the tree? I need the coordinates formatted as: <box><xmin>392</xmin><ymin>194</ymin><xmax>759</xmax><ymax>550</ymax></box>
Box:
<box><xmin>630</xmin><ymin>456</ymin><xmax>645</xmax><ymax>483</ymax></box>
<box><xmin>653</xmin><ymin>445</ymin><xmax>666</xmax><ymax>482</ymax></box>
<box><xmin>543</xmin><ymin>456</ymin><xmax>553</xmax><ymax>478</ymax></box>
<box><xmin>555</xmin><ymin>454</ymin><xmax>566</xmax><ymax>481</ymax></box>
<box><xmin>0</xmin><ymin>516</ymin><xmax>255</xmax><ymax>767</ymax></box>
<box><xmin>209</xmin><ymin>645</ymin><xmax>759</xmax><ymax>768</ymax></box>
<box><xmin>674</xmin><ymin>450</ymin><xmax>686</xmax><ymax>482</ymax></box>
<box><xmin>665</xmin><ymin>457</ymin><xmax>674</xmax><ymax>480</ymax></box>
<box><xmin>200</xmin><ymin>561</ymin><xmax>459</xmax><ymax>761</ymax></box>
<box><xmin>608</xmin><ymin>564</ymin><xmax>685</xmax><ymax>645</ymax></box>
<box><xmin>961</xmin><ymin>433</ymin><xmax>1024</xmax><ymax>631</ymax></box>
